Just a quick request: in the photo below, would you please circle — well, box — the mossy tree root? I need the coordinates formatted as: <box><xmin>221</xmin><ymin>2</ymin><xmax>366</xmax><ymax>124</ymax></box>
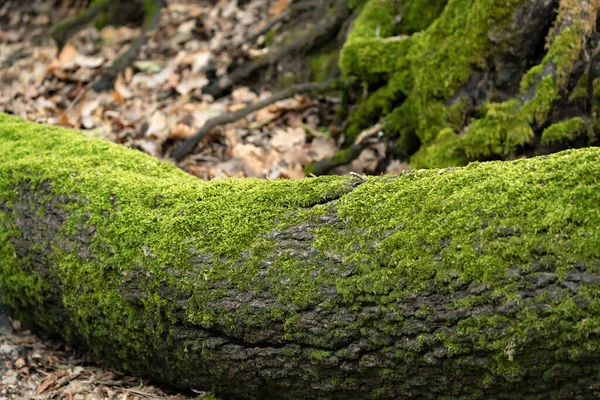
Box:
<box><xmin>2</xmin><ymin>113</ymin><xmax>600</xmax><ymax>399</ymax></box>
<box><xmin>92</xmin><ymin>0</ymin><xmax>164</xmax><ymax>91</ymax></box>
<box><xmin>51</xmin><ymin>0</ymin><xmax>111</xmax><ymax>51</ymax></box>
<box><xmin>338</xmin><ymin>0</ymin><xmax>600</xmax><ymax>171</ymax></box>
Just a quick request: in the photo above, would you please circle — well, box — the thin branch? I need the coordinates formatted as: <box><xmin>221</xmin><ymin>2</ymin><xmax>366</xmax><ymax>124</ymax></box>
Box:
<box><xmin>171</xmin><ymin>79</ymin><xmax>341</xmax><ymax>160</ymax></box>
<box><xmin>204</xmin><ymin>0</ymin><xmax>350</xmax><ymax>98</ymax></box>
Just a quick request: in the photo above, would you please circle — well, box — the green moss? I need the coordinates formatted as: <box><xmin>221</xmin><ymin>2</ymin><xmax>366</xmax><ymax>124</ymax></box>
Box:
<box><xmin>541</xmin><ymin>117</ymin><xmax>585</xmax><ymax>145</ymax></box>
<box><xmin>310</xmin><ymin>349</ymin><xmax>332</xmax><ymax>361</ymax></box>
<box><xmin>347</xmin><ymin>0</ymin><xmax>397</xmax><ymax>42</ymax></box>
<box><xmin>455</xmin><ymin>3</ymin><xmax>595</xmax><ymax>162</ymax></box>
<box><xmin>263</xmin><ymin>28</ymin><xmax>276</xmax><ymax>45</ymax></box>
<box><xmin>0</xmin><ymin>112</ymin><xmax>356</xmax><ymax>372</ymax></box>
<box><xmin>342</xmin><ymin>0</ymin><xmax>599</xmax><ymax>170</ymax></box>
<box><xmin>142</xmin><ymin>0</ymin><xmax>161</xmax><ymax>26</ymax></box>
<box><xmin>459</xmin><ymin>100</ymin><xmax>533</xmax><ymax>159</ymax></box>
<box><xmin>340</xmin><ymin>37</ymin><xmax>412</xmax><ymax>84</ymax></box>
<box><xmin>310</xmin><ymin>48</ymin><xmax>340</xmax><ymax>82</ymax></box>
<box><xmin>410</xmin><ymin>127</ymin><xmax>465</xmax><ymax>168</ymax></box>
<box><xmin>568</xmin><ymin>74</ymin><xmax>588</xmax><ymax>102</ymax></box>
<box><xmin>342</xmin><ymin>0</ymin><xmax>529</xmax><ymax>160</ymax></box>
<box><xmin>397</xmin><ymin>0</ymin><xmax>449</xmax><ymax>34</ymax></box>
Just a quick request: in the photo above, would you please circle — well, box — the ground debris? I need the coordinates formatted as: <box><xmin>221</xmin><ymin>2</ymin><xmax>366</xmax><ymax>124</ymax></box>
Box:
<box><xmin>0</xmin><ymin>0</ymin><xmax>393</xmax><ymax>178</ymax></box>
<box><xmin>0</xmin><ymin>308</ymin><xmax>207</xmax><ymax>399</ymax></box>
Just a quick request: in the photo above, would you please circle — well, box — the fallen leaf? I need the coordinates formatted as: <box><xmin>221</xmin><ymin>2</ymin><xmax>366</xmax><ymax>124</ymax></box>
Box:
<box><xmin>270</xmin><ymin>127</ymin><xmax>305</xmax><ymax>150</ymax></box>
<box><xmin>176</xmin><ymin>74</ymin><xmax>209</xmax><ymax>96</ymax></box>
<box><xmin>169</xmin><ymin>123</ymin><xmax>194</xmax><ymax>140</ymax></box>
<box><xmin>191</xmin><ymin>51</ymin><xmax>211</xmax><ymax>73</ymax></box>
<box><xmin>144</xmin><ymin>111</ymin><xmax>168</xmax><ymax>140</ymax></box>
<box><xmin>269</xmin><ymin>0</ymin><xmax>289</xmax><ymax>16</ymax></box>
<box><xmin>37</xmin><ymin>372</ymin><xmax>59</xmax><ymax>394</ymax></box>
<box><xmin>57</xmin><ymin>44</ymin><xmax>78</xmax><ymax>68</ymax></box>
<box><xmin>133</xmin><ymin>60</ymin><xmax>162</xmax><ymax>74</ymax></box>
<box><xmin>74</xmin><ymin>54</ymin><xmax>104</xmax><ymax>69</ymax></box>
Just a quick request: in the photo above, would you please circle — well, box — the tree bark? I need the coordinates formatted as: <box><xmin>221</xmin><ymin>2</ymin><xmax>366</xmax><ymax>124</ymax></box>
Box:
<box><xmin>1</xmin><ymin>113</ymin><xmax>600</xmax><ymax>399</ymax></box>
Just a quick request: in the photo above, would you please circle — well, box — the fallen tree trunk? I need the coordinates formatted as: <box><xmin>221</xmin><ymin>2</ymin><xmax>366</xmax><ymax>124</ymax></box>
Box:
<box><xmin>1</xmin><ymin>113</ymin><xmax>600</xmax><ymax>399</ymax></box>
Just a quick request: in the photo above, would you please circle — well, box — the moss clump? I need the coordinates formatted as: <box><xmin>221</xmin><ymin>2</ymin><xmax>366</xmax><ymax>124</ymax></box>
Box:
<box><xmin>310</xmin><ymin>48</ymin><xmax>340</xmax><ymax>82</ymax></box>
<box><xmin>410</xmin><ymin>127</ymin><xmax>464</xmax><ymax>168</ymax></box>
<box><xmin>0</xmin><ymin>112</ymin><xmax>356</xmax><ymax>375</ymax></box>
<box><xmin>397</xmin><ymin>0</ymin><xmax>449</xmax><ymax>34</ymax></box>
<box><xmin>459</xmin><ymin>100</ymin><xmax>533</xmax><ymax>159</ymax></box>
<box><xmin>541</xmin><ymin>117</ymin><xmax>585</xmax><ymax>145</ymax></box>
<box><xmin>347</xmin><ymin>0</ymin><xmax>397</xmax><ymax>42</ymax></box>
<box><xmin>340</xmin><ymin>0</ymin><xmax>599</xmax><ymax>169</ymax></box>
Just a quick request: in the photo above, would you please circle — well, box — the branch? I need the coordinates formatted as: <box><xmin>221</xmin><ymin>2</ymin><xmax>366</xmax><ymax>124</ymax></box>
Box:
<box><xmin>171</xmin><ymin>78</ymin><xmax>341</xmax><ymax>160</ymax></box>
<box><xmin>91</xmin><ymin>0</ymin><xmax>164</xmax><ymax>91</ymax></box>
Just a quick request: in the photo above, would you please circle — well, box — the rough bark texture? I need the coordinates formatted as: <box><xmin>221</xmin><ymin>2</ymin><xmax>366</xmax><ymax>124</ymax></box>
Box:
<box><xmin>1</xmin><ymin>113</ymin><xmax>600</xmax><ymax>399</ymax></box>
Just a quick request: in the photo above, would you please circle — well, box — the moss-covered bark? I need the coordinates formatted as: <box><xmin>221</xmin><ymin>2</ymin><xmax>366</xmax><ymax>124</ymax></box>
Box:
<box><xmin>339</xmin><ymin>0</ymin><xmax>600</xmax><ymax>169</ymax></box>
<box><xmin>2</xmin><ymin>113</ymin><xmax>600</xmax><ymax>398</ymax></box>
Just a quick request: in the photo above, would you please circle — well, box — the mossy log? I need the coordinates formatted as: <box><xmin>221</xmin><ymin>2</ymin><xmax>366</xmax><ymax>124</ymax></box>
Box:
<box><xmin>2</xmin><ymin>113</ymin><xmax>600</xmax><ymax>399</ymax></box>
<box><xmin>336</xmin><ymin>0</ymin><xmax>600</xmax><ymax>171</ymax></box>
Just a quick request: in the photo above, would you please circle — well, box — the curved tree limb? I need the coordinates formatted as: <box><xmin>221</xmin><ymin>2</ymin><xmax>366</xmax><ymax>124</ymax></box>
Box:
<box><xmin>171</xmin><ymin>79</ymin><xmax>340</xmax><ymax>160</ymax></box>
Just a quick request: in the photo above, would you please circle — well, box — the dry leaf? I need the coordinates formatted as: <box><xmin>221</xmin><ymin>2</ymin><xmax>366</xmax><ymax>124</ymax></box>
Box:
<box><xmin>37</xmin><ymin>372</ymin><xmax>59</xmax><ymax>394</ymax></box>
<box><xmin>270</xmin><ymin>127</ymin><xmax>305</xmax><ymax>150</ymax></box>
<box><xmin>74</xmin><ymin>54</ymin><xmax>104</xmax><ymax>69</ymax></box>
<box><xmin>269</xmin><ymin>0</ymin><xmax>289</xmax><ymax>16</ymax></box>
<box><xmin>57</xmin><ymin>44</ymin><xmax>78</xmax><ymax>68</ymax></box>
<box><xmin>144</xmin><ymin>111</ymin><xmax>168</xmax><ymax>140</ymax></box>
<box><xmin>169</xmin><ymin>123</ymin><xmax>194</xmax><ymax>140</ymax></box>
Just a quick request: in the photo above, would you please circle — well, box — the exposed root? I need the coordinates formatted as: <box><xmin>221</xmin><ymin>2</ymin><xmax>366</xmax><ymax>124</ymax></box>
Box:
<box><xmin>51</xmin><ymin>0</ymin><xmax>110</xmax><ymax>51</ymax></box>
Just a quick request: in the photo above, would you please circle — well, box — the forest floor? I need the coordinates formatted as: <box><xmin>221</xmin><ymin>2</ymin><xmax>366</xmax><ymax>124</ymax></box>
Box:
<box><xmin>0</xmin><ymin>0</ymin><xmax>404</xmax><ymax>180</ymax></box>
<box><xmin>1</xmin><ymin>308</ymin><xmax>208</xmax><ymax>399</ymax></box>
<box><xmin>0</xmin><ymin>0</ymin><xmax>398</xmax><ymax>398</ymax></box>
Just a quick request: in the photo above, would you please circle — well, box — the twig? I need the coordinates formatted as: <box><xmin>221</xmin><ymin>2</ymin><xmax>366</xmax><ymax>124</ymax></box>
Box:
<box><xmin>171</xmin><ymin>79</ymin><xmax>340</xmax><ymax>160</ymax></box>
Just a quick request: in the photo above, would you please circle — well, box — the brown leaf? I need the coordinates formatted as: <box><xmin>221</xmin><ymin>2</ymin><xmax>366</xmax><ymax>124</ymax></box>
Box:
<box><xmin>37</xmin><ymin>372</ymin><xmax>59</xmax><ymax>394</ymax></box>
<box><xmin>270</xmin><ymin>127</ymin><xmax>305</xmax><ymax>150</ymax></box>
<box><xmin>268</xmin><ymin>0</ymin><xmax>289</xmax><ymax>16</ymax></box>
<box><xmin>169</xmin><ymin>123</ymin><xmax>194</xmax><ymax>140</ymax></box>
<box><xmin>56</xmin><ymin>112</ymin><xmax>74</xmax><ymax>127</ymax></box>
<box><xmin>57</xmin><ymin>44</ymin><xmax>79</xmax><ymax>68</ymax></box>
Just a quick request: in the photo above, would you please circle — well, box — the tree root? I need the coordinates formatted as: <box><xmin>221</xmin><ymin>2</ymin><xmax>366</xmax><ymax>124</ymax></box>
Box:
<box><xmin>241</xmin><ymin>0</ymin><xmax>324</xmax><ymax>48</ymax></box>
<box><xmin>303</xmin><ymin>123</ymin><xmax>382</xmax><ymax>175</ymax></box>
<box><xmin>171</xmin><ymin>79</ymin><xmax>342</xmax><ymax>160</ymax></box>
<box><xmin>51</xmin><ymin>0</ymin><xmax>110</xmax><ymax>51</ymax></box>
